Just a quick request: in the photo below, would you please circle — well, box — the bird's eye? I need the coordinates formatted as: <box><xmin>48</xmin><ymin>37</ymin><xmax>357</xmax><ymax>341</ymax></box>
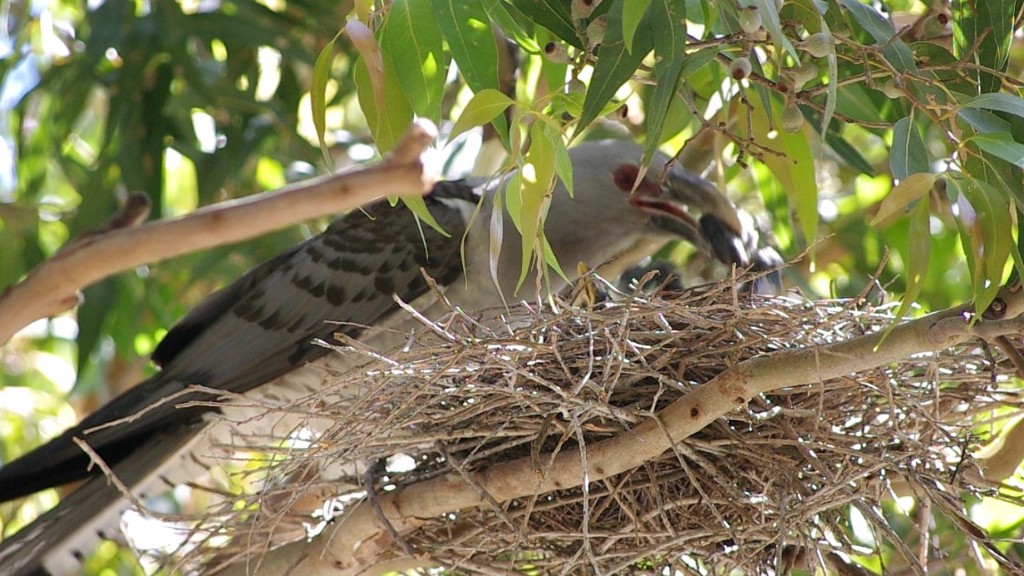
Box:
<box><xmin>612</xmin><ymin>164</ymin><xmax>640</xmax><ymax>192</ymax></box>
<box><xmin>612</xmin><ymin>163</ymin><xmax>660</xmax><ymax>195</ymax></box>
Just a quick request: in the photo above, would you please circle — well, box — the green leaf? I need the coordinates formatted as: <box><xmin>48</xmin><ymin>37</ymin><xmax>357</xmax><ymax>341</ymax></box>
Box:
<box><xmin>74</xmin><ymin>279</ymin><xmax>120</xmax><ymax>389</ymax></box>
<box><xmin>837</xmin><ymin>0</ymin><xmax>917</xmax><ymax>72</ymax></box>
<box><xmin>912</xmin><ymin>42</ymin><xmax>977</xmax><ymax>95</ymax></box>
<box><xmin>622</xmin><ymin>0</ymin><xmax>652</xmax><ymax>53</ymax></box>
<box><xmin>891</xmin><ymin>115</ymin><xmax>929</xmax><ymax>181</ymax></box>
<box><xmin>960</xmin><ymin>131</ymin><xmax>1024</xmax><ymax>209</ymax></box>
<box><xmin>310</xmin><ymin>31</ymin><xmax>342</xmax><ymax>168</ymax></box>
<box><xmin>579</xmin><ymin>0</ymin><xmax>653</xmax><ymax>134</ymax></box>
<box><xmin>482</xmin><ymin>0</ymin><xmax>540</xmax><ymax>53</ymax></box>
<box><xmin>400</xmin><ymin>192</ymin><xmax>450</xmax><ymax>237</ymax></box>
<box><xmin>353</xmin><ymin>57</ymin><xmax>413</xmax><ymax>153</ymax></box>
<box><xmin>516</xmin><ymin>123</ymin><xmax>557</xmax><ymax>289</ymax></box>
<box><xmin>643</xmin><ymin>0</ymin><xmax>686</xmax><ymax>158</ymax></box>
<box><xmin>821</xmin><ymin>33</ymin><xmax>838</xmax><ymax>133</ymax></box>
<box><xmin>953</xmin><ymin>0</ymin><xmax>1023</xmax><ymax>93</ymax></box>
<box><xmin>449</xmin><ymin>88</ymin><xmax>516</xmax><ymax>142</ymax></box>
<box><xmin>834</xmin><ymin>84</ymin><xmax>888</xmax><ymax>124</ymax></box>
<box><xmin>962</xmin><ymin>93</ymin><xmax>1024</xmax><ymax>121</ymax></box>
<box><xmin>952</xmin><ymin>177</ymin><xmax>1012</xmax><ymax>312</ymax></box>
<box><xmin>380</xmin><ymin>0</ymin><xmax>446</xmax><ymax>122</ymax></box>
<box><xmin>553</xmin><ymin>137</ymin><xmax>573</xmax><ymax>197</ymax></box>
<box><xmin>510</xmin><ymin>0</ymin><xmax>578</xmax><ymax>47</ymax></box>
<box><xmin>538</xmin><ymin>232</ymin><xmax>569</xmax><ymax>287</ymax></box>
<box><xmin>680</xmin><ymin>45</ymin><xmax>725</xmax><ymax>80</ymax></box>
<box><xmin>970</xmin><ymin>132</ymin><xmax>1024</xmax><ymax>169</ymax></box>
<box><xmin>747</xmin><ymin>95</ymin><xmax>818</xmax><ymax>251</ymax></box>
<box><xmin>486</xmin><ymin>187</ymin><xmax>508</xmax><ymax>306</ymax></box>
<box><xmin>889</xmin><ymin>197</ymin><xmax>932</xmax><ymax>328</ymax></box>
<box><xmin>431</xmin><ymin>0</ymin><xmax>499</xmax><ymax>93</ymax></box>
<box><xmin>871</xmin><ymin>172</ymin><xmax>938</xmax><ymax>227</ymax></box>
<box><xmin>802</xmin><ymin>108</ymin><xmax>874</xmax><ymax>175</ymax></box>
<box><xmin>958</xmin><ymin>108</ymin><xmax>1013</xmax><ymax>135</ymax></box>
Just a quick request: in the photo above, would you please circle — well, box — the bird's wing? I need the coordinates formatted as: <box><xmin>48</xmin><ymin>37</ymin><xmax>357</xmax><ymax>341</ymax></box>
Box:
<box><xmin>0</xmin><ymin>184</ymin><xmax>475</xmax><ymax>503</ymax></box>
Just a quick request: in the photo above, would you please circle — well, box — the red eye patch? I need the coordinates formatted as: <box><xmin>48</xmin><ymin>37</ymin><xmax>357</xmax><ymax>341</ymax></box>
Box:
<box><xmin>612</xmin><ymin>164</ymin><xmax>662</xmax><ymax>195</ymax></box>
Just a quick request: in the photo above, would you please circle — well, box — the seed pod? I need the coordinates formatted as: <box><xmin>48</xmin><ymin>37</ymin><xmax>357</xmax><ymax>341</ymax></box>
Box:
<box><xmin>730</xmin><ymin>56</ymin><xmax>752</xmax><ymax>80</ymax></box>
<box><xmin>586</xmin><ymin>15</ymin><xmax>607</xmax><ymax>49</ymax></box>
<box><xmin>544</xmin><ymin>42</ymin><xmax>570</xmax><ymax>63</ymax></box>
<box><xmin>781</xmin><ymin>104</ymin><xmax>803</xmax><ymax>133</ymax></box>
<box><xmin>571</xmin><ymin>0</ymin><xmax>601</xmax><ymax>20</ymax></box>
<box><xmin>739</xmin><ymin>7</ymin><xmax>762</xmax><ymax>35</ymax></box>
<box><xmin>799</xmin><ymin>32</ymin><xmax>834</xmax><ymax>58</ymax></box>
<box><xmin>921</xmin><ymin>14</ymin><xmax>948</xmax><ymax>38</ymax></box>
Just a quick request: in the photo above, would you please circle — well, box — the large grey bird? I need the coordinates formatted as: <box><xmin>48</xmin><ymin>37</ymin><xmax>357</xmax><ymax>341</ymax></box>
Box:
<box><xmin>0</xmin><ymin>139</ymin><xmax>780</xmax><ymax>575</ymax></box>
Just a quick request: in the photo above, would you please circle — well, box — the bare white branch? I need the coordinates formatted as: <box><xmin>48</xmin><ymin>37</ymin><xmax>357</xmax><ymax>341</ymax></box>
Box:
<box><xmin>0</xmin><ymin>120</ymin><xmax>438</xmax><ymax>345</ymax></box>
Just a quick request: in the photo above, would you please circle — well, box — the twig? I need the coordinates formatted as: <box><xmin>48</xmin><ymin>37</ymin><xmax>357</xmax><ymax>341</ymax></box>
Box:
<box><xmin>72</xmin><ymin>437</ymin><xmax>148</xmax><ymax>514</ymax></box>
<box><xmin>362</xmin><ymin>460</ymin><xmax>417</xmax><ymax>558</ymax></box>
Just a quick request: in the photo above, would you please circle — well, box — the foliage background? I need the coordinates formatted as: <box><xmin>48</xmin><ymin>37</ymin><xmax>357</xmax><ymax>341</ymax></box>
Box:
<box><xmin>1</xmin><ymin>0</ymin><xmax>1023</xmax><ymax>573</ymax></box>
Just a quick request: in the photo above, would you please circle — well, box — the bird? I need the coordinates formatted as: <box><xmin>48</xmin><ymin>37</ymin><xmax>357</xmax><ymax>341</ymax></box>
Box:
<box><xmin>0</xmin><ymin>138</ymin><xmax>780</xmax><ymax>575</ymax></box>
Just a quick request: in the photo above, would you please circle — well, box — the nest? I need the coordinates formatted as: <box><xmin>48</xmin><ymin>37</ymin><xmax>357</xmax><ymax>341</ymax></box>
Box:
<box><xmin>169</xmin><ymin>278</ymin><xmax>1022</xmax><ymax>575</ymax></box>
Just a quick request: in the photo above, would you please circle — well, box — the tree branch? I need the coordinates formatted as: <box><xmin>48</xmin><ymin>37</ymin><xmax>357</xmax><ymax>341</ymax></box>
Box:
<box><xmin>221</xmin><ymin>286</ymin><xmax>1024</xmax><ymax>576</ymax></box>
<box><xmin>0</xmin><ymin>120</ymin><xmax>438</xmax><ymax>346</ymax></box>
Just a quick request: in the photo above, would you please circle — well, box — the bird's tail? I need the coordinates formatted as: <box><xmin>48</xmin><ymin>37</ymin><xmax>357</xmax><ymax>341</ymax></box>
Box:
<box><xmin>0</xmin><ymin>423</ymin><xmax>206</xmax><ymax>576</ymax></box>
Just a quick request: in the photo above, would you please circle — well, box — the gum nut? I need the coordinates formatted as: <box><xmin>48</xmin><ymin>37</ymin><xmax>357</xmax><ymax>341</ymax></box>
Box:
<box><xmin>800</xmin><ymin>32</ymin><xmax>834</xmax><ymax>58</ymax></box>
<box><xmin>731</xmin><ymin>56</ymin><xmax>752</xmax><ymax>80</ymax></box>
<box><xmin>782</xmin><ymin>105</ymin><xmax>803</xmax><ymax>133</ymax></box>
<box><xmin>544</xmin><ymin>42</ymin><xmax>570</xmax><ymax>63</ymax></box>
<box><xmin>739</xmin><ymin>7</ymin><xmax>762</xmax><ymax>34</ymax></box>
<box><xmin>586</xmin><ymin>15</ymin><xmax>607</xmax><ymax>47</ymax></box>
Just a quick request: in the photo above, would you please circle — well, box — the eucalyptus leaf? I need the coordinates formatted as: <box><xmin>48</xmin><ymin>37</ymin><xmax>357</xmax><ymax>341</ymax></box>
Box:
<box><xmin>644</xmin><ymin>0</ymin><xmax>687</xmax><ymax>158</ymax></box>
<box><xmin>872</xmin><ymin>172</ymin><xmax>938</xmax><ymax>227</ymax></box>
<box><xmin>622</xmin><ymin>0</ymin><xmax>652</xmax><ymax>53</ymax></box>
<box><xmin>380</xmin><ymin>0</ymin><xmax>446</xmax><ymax>122</ymax></box>
<box><xmin>891</xmin><ymin>116</ymin><xmax>929</xmax><ymax>181</ymax></box>
<box><xmin>838</xmin><ymin>0</ymin><xmax>917</xmax><ymax>72</ymax></box>
<box><xmin>579</xmin><ymin>0</ymin><xmax>654</xmax><ymax>134</ymax></box>
<box><xmin>431</xmin><ymin>0</ymin><xmax>500</xmax><ymax>93</ymax></box>
<box><xmin>970</xmin><ymin>132</ymin><xmax>1024</xmax><ymax>169</ymax></box>
<box><xmin>510</xmin><ymin>0</ymin><xmax>578</xmax><ymax>47</ymax></box>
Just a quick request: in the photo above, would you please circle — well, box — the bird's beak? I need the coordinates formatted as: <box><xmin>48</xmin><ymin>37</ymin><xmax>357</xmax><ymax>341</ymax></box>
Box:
<box><xmin>616</xmin><ymin>163</ymin><xmax>721</xmax><ymax>252</ymax></box>
<box><xmin>620</xmin><ymin>161</ymin><xmax>784</xmax><ymax>293</ymax></box>
<box><xmin>661</xmin><ymin>166</ymin><xmax>744</xmax><ymax>236</ymax></box>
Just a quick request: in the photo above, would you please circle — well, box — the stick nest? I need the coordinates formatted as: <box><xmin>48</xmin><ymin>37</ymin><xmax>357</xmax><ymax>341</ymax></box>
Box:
<box><xmin>175</xmin><ymin>278</ymin><xmax>1021</xmax><ymax>575</ymax></box>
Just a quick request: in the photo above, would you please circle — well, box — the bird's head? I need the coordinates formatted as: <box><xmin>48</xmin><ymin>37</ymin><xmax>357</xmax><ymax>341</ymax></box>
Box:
<box><xmin>542</xmin><ymin>139</ymin><xmax>780</xmax><ymax>293</ymax></box>
<box><xmin>543</xmin><ymin>140</ymin><xmax>745</xmax><ymax>266</ymax></box>
<box><xmin>468</xmin><ymin>139</ymin><xmax>779</xmax><ymax>299</ymax></box>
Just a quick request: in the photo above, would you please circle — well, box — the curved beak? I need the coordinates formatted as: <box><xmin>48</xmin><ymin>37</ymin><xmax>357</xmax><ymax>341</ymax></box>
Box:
<box><xmin>626</xmin><ymin>162</ymin><xmax>784</xmax><ymax>295</ymax></box>
<box><xmin>662</xmin><ymin>166</ymin><xmax>744</xmax><ymax>236</ymax></box>
<box><xmin>627</xmin><ymin>164</ymin><xmax>745</xmax><ymax>254</ymax></box>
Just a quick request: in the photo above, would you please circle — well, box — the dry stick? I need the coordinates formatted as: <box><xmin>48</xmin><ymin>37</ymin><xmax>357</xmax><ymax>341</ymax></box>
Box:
<box><xmin>220</xmin><ymin>287</ymin><xmax>1024</xmax><ymax>576</ymax></box>
<box><xmin>72</xmin><ymin>437</ymin><xmax>148</xmax><ymax>514</ymax></box>
<box><xmin>0</xmin><ymin>120</ymin><xmax>438</xmax><ymax>346</ymax></box>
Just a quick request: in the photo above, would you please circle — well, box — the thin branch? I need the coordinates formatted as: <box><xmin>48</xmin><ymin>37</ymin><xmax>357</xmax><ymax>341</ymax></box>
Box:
<box><xmin>0</xmin><ymin>120</ymin><xmax>438</xmax><ymax>346</ymax></box>
<box><xmin>218</xmin><ymin>286</ymin><xmax>1024</xmax><ymax>576</ymax></box>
